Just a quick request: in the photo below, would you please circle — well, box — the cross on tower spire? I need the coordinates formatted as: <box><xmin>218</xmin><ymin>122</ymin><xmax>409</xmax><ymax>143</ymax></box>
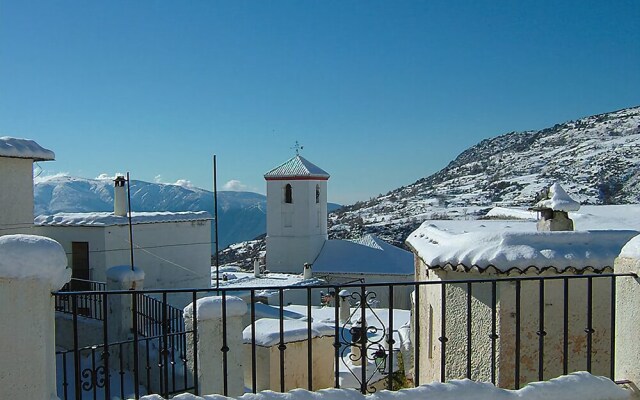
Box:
<box><xmin>291</xmin><ymin>141</ymin><xmax>304</xmax><ymax>155</ymax></box>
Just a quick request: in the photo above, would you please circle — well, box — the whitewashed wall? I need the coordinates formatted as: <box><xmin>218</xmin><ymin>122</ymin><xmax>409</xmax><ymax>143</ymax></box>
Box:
<box><xmin>415</xmin><ymin>258</ymin><xmax>613</xmax><ymax>388</ymax></box>
<box><xmin>34</xmin><ymin>225</ymin><xmax>107</xmax><ymax>280</ymax></box>
<box><xmin>266</xmin><ymin>179</ymin><xmax>328</xmax><ymax>273</ymax></box>
<box><xmin>0</xmin><ymin>157</ymin><xmax>35</xmax><ymax>236</ymax></box>
<box><xmin>37</xmin><ymin>219</ymin><xmax>211</xmax><ymax>308</ymax></box>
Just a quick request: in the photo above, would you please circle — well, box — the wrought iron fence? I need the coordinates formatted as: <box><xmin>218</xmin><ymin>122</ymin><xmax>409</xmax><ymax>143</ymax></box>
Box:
<box><xmin>52</xmin><ymin>272</ymin><xmax>634</xmax><ymax>399</ymax></box>
<box><xmin>55</xmin><ymin>278</ymin><xmax>107</xmax><ymax>320</ymax></box>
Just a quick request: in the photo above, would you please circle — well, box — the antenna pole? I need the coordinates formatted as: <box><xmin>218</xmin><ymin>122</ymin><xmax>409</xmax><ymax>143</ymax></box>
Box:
<box><xmin>213</xmin><ymin>155</ymin><xmax>220</xmax><ymax>289</ymax></box>
<box><xmin>126</xmin><ymin>172</ymin><xmax>135</xmax><ymax>272</ymax></box>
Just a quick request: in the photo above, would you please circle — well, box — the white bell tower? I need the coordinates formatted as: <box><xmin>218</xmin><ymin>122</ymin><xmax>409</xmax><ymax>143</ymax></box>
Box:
<box><xmin>264</xmin><ymin>154</ymin><xmax>329</xmax><ymax>273</ymax></box>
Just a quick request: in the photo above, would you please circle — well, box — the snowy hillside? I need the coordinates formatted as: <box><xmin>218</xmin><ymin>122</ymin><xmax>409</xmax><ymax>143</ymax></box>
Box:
<box><xmin>329</xmin><ymin>106</ymin><xmax>640</xmax><ymax>246</ymax></box>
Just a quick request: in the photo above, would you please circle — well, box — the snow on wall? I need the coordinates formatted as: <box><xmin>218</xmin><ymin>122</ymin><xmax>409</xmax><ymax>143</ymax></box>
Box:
<box><xmin>0</xmin><ymin>136</ymin><xmax>55</xmax><ymax>160</ymax></box>
<box><xmin>619</xmin><ymin>234</ymin><xmax>640</xmax><ymax>259</ymax></box>
<box><xmin>184</xmin><ymin>296</ymin><xmax>247</xmax><ymax>321</ymax></box>
<box><xmin>0</xmin><ymin>234</ymin><xmax>70</xmax><ymax>288</ymax></box>
<box><xmin>106</xmin><ymin>265</ymin><xmax>145</xmax><ymax>284</ymax></box>
<box><xmin>138</xmin><ymin>372</ymin><xmax>628</xmax><ymax>400</ymax></box>
<box><xmin>242</xmin><ymin>318</ymin><xmax>334</xmax><ymax>347</ymax></box>
<box><xmin>35</xmin><ymin>211</ymin><xmax>211</xmax><ymax>226</ymax></box>
<box><xmin>406</xmin><ymin>222</ymin><xmax>638</xmax><ymax>271</ymax></box>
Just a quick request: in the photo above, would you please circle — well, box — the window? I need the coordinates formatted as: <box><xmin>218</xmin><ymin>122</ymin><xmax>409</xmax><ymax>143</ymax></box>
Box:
<box><xmin>315</xmin><ymin>184</ymin><xmax>320</xmax><ymax>204</ymax></box>
<box><xmin>285</xmin><ymin>184</ymin><xmax>293</xmax><ymax>204</ymax></box>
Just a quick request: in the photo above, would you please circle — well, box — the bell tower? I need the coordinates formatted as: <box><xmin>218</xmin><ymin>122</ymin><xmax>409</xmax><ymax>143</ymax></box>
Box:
<box><xmin>264</xmin><ymin>154</ymin><xmax>329</xmax><ymax>273</ymax></box>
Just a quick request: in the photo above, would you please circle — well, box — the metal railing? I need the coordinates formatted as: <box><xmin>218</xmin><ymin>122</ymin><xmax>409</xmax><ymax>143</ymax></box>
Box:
<box><xmin>52</xmin><ymin>272</ymin><xmax>634</xmax><ymax>399</ymax></box>
<box><xmin>55</xmin><ymin>278</ymin><xmax>107</xmax><ymax>320</ymax></box>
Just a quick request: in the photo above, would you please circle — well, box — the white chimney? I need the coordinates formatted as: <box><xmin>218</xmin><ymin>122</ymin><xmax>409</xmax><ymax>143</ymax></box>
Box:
<box><xmin>114</xmin><ymin>176</ymin><xmax>127</xmax><ymax>217</ymax></box>
<box><xmin>303</xmin><ymin>263</ymin><xmax>312</xmax><ymax>280</ymax></box>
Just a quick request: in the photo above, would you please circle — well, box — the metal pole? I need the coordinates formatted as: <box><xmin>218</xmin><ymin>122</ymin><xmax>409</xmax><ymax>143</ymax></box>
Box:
<box><xmin>126</xmin><ymin>172</ymin><xmax>135</xmax><ymax>271</ymax></box>
<box><xmin>213</xmin><ymin>155</ymin><xmax>220</xmax><ymax>289</ymax></box>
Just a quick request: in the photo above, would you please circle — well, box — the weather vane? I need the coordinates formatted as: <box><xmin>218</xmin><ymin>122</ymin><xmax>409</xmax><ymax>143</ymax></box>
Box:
<box><xmin>291</xmin><ymin>141</ymin><xmax>304</xmax><ymax>155</ymax></box>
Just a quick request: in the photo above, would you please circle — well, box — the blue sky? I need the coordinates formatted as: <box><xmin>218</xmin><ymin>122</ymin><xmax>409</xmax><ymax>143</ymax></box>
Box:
<box><xmin>1</xmin><ymin>1</ymin><xmax>638</xmax><ymax>204</ymax></box>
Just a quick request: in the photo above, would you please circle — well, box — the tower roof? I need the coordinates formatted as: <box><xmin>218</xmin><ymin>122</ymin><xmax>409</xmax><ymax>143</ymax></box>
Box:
<box><xmin>264</xmin><ymin>155</ymin><xmax>329</xmax><ymax>180</ymax></box>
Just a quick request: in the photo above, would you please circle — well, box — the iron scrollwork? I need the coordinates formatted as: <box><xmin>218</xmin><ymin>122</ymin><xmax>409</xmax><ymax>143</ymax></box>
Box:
<box><xmin>339</xmin><ymin>290</ymin><xmax>391</xmax><ymax>393</ymax></box>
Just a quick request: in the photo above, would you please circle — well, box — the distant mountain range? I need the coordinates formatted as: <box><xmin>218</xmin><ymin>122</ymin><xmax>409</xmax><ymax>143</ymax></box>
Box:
<box><xmin>34</xmin><ymin>175</ymin><xmax>341</xmax><ymax>250</ymax></box>
<box><xmin>328</xmin><ymin>105</ymin><xmax>640</xmax><ymax>246</ymax></box>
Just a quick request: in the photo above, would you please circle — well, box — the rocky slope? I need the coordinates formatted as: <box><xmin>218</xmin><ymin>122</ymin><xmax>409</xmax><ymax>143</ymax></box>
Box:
<box><xmin>328</xmin><ymin>106</ymin><xmax>640</xmax><ymax>247</ymax></box>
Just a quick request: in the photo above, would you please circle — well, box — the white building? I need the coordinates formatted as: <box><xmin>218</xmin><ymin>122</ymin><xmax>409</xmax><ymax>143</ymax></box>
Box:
<box><xmin>35</xmin><ymin>210</ymin><xmax>212</xmax><ymax>302</ymax></box>
<box><xmin>264</xmin><ymin>155</ymin><xmax>414</xmax><ymax>309</ymax></box>
<box><xmin>0</xmin><ymin>137</ymin><xmax>55</xmax><ymax>236</ymax></box>
<box><xmin>265</xmin><ymin>155</ymin><xmax>329</xmax><ymax>273</ymax></box>
<box><xmin>406</xmin><ymin>220</ymin><xmax>638</xmax><ymax>388</ymax></box>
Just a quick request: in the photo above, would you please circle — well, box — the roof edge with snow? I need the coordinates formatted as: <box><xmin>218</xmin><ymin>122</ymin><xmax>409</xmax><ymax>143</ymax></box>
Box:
<box><xmin>0</xmin><ymin>137</ymin><xmax>55</xmax><ymax>161</ymax></box>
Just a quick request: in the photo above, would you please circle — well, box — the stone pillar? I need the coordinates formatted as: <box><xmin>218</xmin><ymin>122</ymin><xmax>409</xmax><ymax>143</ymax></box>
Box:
<box><xmin>106</xmin><ymin>265</ymin><xmax>145</xmax><ymax>343</ymax></box>
<box><xmin>0</xmin><ymin>234</ymin><xmax>71</xmax><ymax>400</ymax></box>
<box><xmin>184</xmin><ymin>296</ymin><xmax>247</xmax><ymax>397</ymax></box>
<box><xmin>614</xmin><ymin>238</ymin><xmax>640</xmax><ymax>398</ymax></box>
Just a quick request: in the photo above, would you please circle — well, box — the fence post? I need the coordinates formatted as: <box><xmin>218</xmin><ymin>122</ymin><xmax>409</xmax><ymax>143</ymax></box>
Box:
<box><xmin>0</xmin><ymin>234</ymin><xmax>71</xmax><ymax>400</ymax></box>
<box><xmin>106</xmin><ymin>265</ymin><xmax>144</xmax><ymax>376</ymax></box>
<box><xmin>184</xmin><ymin>295</ymin><xmax>247</xmax><ymax>397</ymax></box>
<box><xmin>615</xmin><ymin>238</ymin><xmax>640</xmax><ymax>397</ymax></box>
<box><xmin>106</xmin><ymin>265</ymin><xmax>145</xmax><ymax>341</ymax></box>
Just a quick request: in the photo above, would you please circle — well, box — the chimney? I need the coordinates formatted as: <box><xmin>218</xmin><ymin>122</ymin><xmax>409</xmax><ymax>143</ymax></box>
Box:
<box><xmin>114</xmin><ymin>176</ymin><xmax>127</xmax><ymax>217</ymax></box>
<box><xmin>254</xmin><ymin>259</ymin><xmax>261</xmax><ymax>278</ymax></box>
<box><xmin>303</xmin><ymin>263</ymin><xmax>312</xmax><ymax>280</ymax></box>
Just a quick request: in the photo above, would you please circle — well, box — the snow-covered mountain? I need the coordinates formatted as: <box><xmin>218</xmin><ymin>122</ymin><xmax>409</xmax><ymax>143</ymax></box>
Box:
<box><xmin>34</xmin><ymin>176</ymin><xmax>266</xmax><ymax>249</ymax></box>
<box><xmin>34</xmin><ymin>175</ymin><xmax>341</xmax><ymax>250</ymax></box>
<box><xmin>329</xmin><ymin>105</ymin><xmax>640</xmax><ymax>246</ymax></box>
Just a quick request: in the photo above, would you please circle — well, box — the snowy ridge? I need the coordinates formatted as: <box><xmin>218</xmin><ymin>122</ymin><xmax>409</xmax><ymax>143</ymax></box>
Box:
<box><xmin>34</xmin><ymin>175</ymin><xmax>265</xmax><ymax>248</ymax></box>
<box><xmin>330</xmin><ymin>105</ymin><xmax>640</xmax><ymax>247</ymax></box>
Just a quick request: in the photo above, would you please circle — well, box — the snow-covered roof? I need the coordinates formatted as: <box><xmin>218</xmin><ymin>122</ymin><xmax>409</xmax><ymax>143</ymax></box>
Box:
<box><xmin>533</xmin><ymin>182</ymin><xmax>581</xmax><ymax>212</ymax></box>
<box><xmin>313</xmin><ymin>234</ymin><xmax>414</xmax><ymax>275</ymax></box>
<box><xmin>0</xmin><ymin>137</ymin><xmax>55</xmax><ymax>161</ymax></box>
<box><xmin>242</xmin><ymin>318</ymin><xmax>334</xmax><ymax>347</ymax></box>
<box><xmin>212</xmin><ymin>268</ymin><xmax>325</xmax><ymax>297</ymax></box>
<box><xmin>35</xmin><ymin>211</ymin><xmax>211</xmax><ymax>226</ymax></box>
<box><xmin>406</xmin><ymin>222</ymin><xmax>638</xmax><ymax>273</ymax></box>
<box><xmin>264</xmin><ymin>155</ymin><xmax>330</xmax><ymax>180</ymax></box>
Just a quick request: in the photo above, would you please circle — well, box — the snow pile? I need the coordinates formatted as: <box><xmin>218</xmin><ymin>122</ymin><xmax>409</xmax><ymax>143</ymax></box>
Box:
<box><xmin>533</xmin><ymin>183</ymin><xmax>581</xmax><ymax>212</ymax></box>
<box><xmin>406</xmin><ymin>223</ymin><xmax>638</xmax><ymax>271</ymax></box>
<box><xmin>212</xmin><ymin>269</ymin><xmax>325</xmax><ymax>297</ymax></box>
<box><xmin>242</xmin><ymin>318</ymin><xmax>334</xmax><ymax>347</ymax></box>
<box><xmin>184</xmin><ymin>296</ymin><xmax>247</xmax><ymax>321</ymax></box>
<box><xmin>0</xmin><ymin>234</ymin><xmax>70</xmax><ymax>289</ymax></box>
<box><xmin>138</xmin><ymin>372</ymin><xmax>628</xmax><ymax>400</ymax></box>
<box><xmin>35</xmin><ymin>211</ymin><xmax>211</xmax><ymax>226</ymax></box>
<box><xmin>486</xmin><ymin>207</ymin><xmax>537</xmax><ymax>220</ymax></box>
<box><xmin>0</xmin><ymin>136</ymin><xmax>55</xmax><ymax>160</ymax></box>
<box><xmin>106</xmin><ymin>265</ymin><xmax>145</xmax><ymax>285</ymax></box>
<box><xmin>619</xmin><ymin>234</ymin><xmax>640</xmax><ymax>259</ymax></box>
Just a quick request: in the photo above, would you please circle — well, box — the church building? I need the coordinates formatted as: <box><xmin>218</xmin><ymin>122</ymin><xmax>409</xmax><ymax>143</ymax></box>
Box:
<box><xmin>264</xmin><ymin>154</ymin><xmax>414</xmax><ymax>309</ymax></box>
